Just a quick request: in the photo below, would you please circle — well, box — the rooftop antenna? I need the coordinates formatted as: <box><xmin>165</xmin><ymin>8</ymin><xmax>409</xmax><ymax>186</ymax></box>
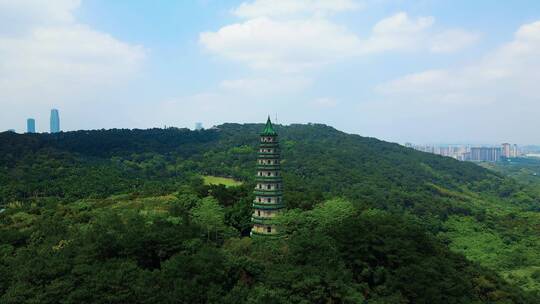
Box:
<box><xmin>275</xmin><ymin>113</ymin><xmax>278</xmax><ymax>125</ymax></box>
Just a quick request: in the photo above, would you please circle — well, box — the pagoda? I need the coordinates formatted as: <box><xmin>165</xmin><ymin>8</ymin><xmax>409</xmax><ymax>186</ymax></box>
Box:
<box><xmin>251</xmin><ymin>117</ymin><xmax>284</xmax><ymax>236</ymax></box>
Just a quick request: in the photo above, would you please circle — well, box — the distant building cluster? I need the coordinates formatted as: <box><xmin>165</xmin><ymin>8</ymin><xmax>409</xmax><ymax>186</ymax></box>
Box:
<box><xmin>5</xmin><ymin>109</ymin><xmax>61</xmax><ymax>134</ymax></box>
<box><xmin>405</xmin><ymin>143</ymin><xmax>521</xmax><ymax>162</ymax></box>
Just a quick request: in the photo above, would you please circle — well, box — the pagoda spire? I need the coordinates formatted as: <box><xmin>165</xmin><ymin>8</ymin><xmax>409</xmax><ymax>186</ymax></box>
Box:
<box><xmin>261</xmin><ymin>116</ymin><xmax>277</xmax><ymax>136</ymax></box>
<box><xmin>251</xmin><ymin>117</ymin><xmax>284</xmax><ymax>236</ymax></box>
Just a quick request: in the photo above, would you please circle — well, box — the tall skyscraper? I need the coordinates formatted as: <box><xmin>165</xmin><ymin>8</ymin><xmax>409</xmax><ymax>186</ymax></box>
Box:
<box><xmin>195</xmin><ymin>122</ymin><xmax>203</xmax><ymax>130</ymax></box>
<box><xmin>50</xmin><ymin>109</ymin><xmax>60</xmax><ymax>133</ymax></box>
<box><xmin>27</xmin><ymin>118</ymin><xmax>36</xmax><ymax>133</ymax></box>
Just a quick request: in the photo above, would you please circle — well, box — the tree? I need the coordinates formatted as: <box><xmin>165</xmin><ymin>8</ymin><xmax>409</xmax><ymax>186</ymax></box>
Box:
<box><xmin>191</xmin><ymin>196</ymin><xmax>225</xmax><ymax>241</ymax></box>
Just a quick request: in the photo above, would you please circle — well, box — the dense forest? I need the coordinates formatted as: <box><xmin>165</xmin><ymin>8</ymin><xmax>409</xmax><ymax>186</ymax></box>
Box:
<box><xmin>0</xmin><ymin>124</ymin><xmax>539</xmax><ymax>303</ymax></box>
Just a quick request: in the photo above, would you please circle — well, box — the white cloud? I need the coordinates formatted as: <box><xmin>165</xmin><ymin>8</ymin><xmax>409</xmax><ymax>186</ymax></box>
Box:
<box><xmin>0</xmin><ymin>26</ymin><xmax>144</xmax><ymax>90</ymax></box>
<box><xmin>378</xmin><ymin>20</ymin><xmax>540</xmax><ymax>104</ymax></box>
<box><xmin>362</xmin><ymin>13</ymin><xmax>479</xmax><ymax>54</ymax></box>
<box><xmin>233</xmin><ymin>0</ymin><xmax>360</xmax><ymax>18</ymax></box>
<box><xmin>361</xmin><ymin>12</ymin><xmax>434</xmax><ymax>53</ymax></box>
<box><xmin>430</xmin><ymin>29</ymin><xmax>480</xmax><ymax>53</ymax></box>
<box><xmin>200</xmin><ymin>10</ymin><xmax>477</xmax><ymax>72</ymax></box>
<box><xmin>0</xmin><ymin>0</ymin><xmax>145</xmax><ymax>112</ymax></box>
<box><xmin>200</xmin><ymin>17</ymin><xmax>362</xmax><ymax>72</ymax></box>
<box><xmin>366</xmin><ymin>20</ymin><xmax>540</xmax><ymax>142</ymax></box>
<box><xmin>0</xmin><ymin>0</ymin><xmax>79</xmax><ymax>30</ymax></box>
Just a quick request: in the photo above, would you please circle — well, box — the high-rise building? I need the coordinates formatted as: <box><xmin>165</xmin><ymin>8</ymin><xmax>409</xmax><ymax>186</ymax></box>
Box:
<box><xmin>50</xmin><ymin>109</ymin><xmax>60</xmax><ymax>133</ymax></box>
<box><xmin>27</xmin><ymin>118</ymin><xmax>36</xmax><ymax>133</ymax></box>
<box><xmin>469</xmin><ymin>147</ymin><xmax>502</xmax><ymax>162</ymax></box>
<box><xmin>195</xmin><ymin>122</ymin><xmax>203</xmax><ymax>130</ymax></box>
<box><xmin>513</xmin><ymin>144</ymin><xmax>519</xmax><ymax>157</ymax></box>
<box><xmin>502</xmin><ymin>143</ymin><xmax>511</xmax><ymax>158</ymax></box>
<box><xmin>251</xmin><ymin>117</ymin><xmax>284</xmax><ymax>237</ymax></box>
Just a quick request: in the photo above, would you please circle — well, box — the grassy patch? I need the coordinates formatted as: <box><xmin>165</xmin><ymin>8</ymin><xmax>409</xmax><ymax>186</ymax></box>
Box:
<box><xmin>202</xmin><ymin>175</ymin><xmax>242</xmax><ymax>187</ymax></box>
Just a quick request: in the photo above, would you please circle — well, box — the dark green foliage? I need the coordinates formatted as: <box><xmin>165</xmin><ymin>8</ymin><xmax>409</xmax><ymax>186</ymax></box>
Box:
<box><xmin>0</xmin><ymin>124</ymin><xmax>538</xmax><ymax>302</ymax></box>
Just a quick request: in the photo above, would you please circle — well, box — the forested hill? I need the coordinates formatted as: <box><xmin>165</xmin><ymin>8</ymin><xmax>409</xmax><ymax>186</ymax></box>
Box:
<box><xmin>1</xmin><ymin>124</ymin><xmax>539</xmax><ymax>303</ymax></box>
<box><xmin>0</xmin><ymin>123</ymin><xmax>531</xmax><ymax>212</ymax></box>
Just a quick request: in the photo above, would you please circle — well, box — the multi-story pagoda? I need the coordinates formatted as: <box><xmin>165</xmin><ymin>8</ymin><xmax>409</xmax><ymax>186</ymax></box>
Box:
<box><xmin>251</xmin><ymin>117</ymin><xmax>284</xmax><ymax>236</ymax></box>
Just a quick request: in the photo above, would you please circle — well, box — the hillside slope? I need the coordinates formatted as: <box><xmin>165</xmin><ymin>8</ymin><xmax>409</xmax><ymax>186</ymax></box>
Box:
<box><xmin>0</xmin><ymin>124</ymin><xmax>539</xmax><ymax>298</ymax></box>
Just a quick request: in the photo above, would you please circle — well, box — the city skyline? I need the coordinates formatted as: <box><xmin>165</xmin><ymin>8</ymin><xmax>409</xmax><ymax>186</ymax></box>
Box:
<box><xmin>1</xmin><ymin>1</ymin><xmax>540</xmax><ymax>143</ymax></box>
<box><xmin>3</xmin><ymin>110</ymin><xmax>538</xmax><ymax>146</ymax></box>
<box><xmin>406</xmin><ymin>142</ymin><xmax>530</xmax><ymax>162</ymax></box>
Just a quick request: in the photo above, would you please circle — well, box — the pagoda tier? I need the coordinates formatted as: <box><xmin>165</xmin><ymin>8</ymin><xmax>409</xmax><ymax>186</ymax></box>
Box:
<box><xmin>251</xmin><ymin>117</ymin><xmax>284</xmax><ymax>237</ymax></box>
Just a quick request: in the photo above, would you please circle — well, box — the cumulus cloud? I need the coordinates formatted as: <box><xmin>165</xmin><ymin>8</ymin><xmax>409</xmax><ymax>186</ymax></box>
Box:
<box><xmin>200</xmin><ymin>17</ymin><xmax>362</xmax><ymax>71</ymax></box>
<box><xmin>0</xmin><ymin>26</ymin><xmax>144</xmax><ymax>90</ymax></box>
<box><xmin>0</xmin><ymin>0</ymin><xmax>80</xmax><ymax>35</ymax></box>
<box><xmin>363</xmin><ymin>20</ymin><xmax>540</xmax><ymax>142</ymax></box>
<box><xmin>0</xmin><ymin>0</ymin><xmax>145</xmax><ymax>112</ymax></box>
<box><xmin>360</xmin><ymin>12</ymin><xmax>434</xmax><ymax>53</ymax></box>
<box><xmin>429</xmin><ymin>29</ymin><xmax>480</xmax><ymax>53</ymax></box>
<box><xmin>200</xmin><ymin>7</ymin><xmax>477</xmax><ymax>72</ymax></box>
<box><xmin>233</xmin><ymin>0</ymin><xmax>360</xmax><ymax>18</ymax></box>
<box><xmin>378</xmin><ymin>20</ymin><xmax>540</xmax><ymax>104</ymax></box>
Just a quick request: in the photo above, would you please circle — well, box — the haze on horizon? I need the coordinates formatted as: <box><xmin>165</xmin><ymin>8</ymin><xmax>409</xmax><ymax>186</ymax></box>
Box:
<box><xmin>1</xmin><ymin>0</ymin><xmax>539</xmax><ymax>144</ymax></box>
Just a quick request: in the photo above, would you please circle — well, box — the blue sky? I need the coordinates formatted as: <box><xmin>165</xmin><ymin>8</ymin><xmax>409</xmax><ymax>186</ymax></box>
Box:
<box><xmin>1</xmin><ymin>0</ymin><xmax>540</xmax><ymax>144</ymax></box>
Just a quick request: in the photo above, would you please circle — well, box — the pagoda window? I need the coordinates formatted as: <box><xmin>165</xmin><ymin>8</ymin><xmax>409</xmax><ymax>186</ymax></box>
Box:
<box><xmin>267</xmin><ymin>198</ymin><xmax>271</xmax><ymax>203</ymax></box>
<box><xmin>257</xmin><ymin>210</ymin><xmax>261</xmax><ymax>216</ymax></box>
<box><xmin>267</xmin><ymin>185</ymin><xmax>271</xmax><ymax>190</ymax></box>
<box><xmin>258</xmin><ymin>197</ymin><xmax>261</xmax><ymax>202</ymax></box>
<box><xmin>267</xmin><ymin>226</ymin><xmax>272</xmax><ymax>233</ymax></box>
<box><xmin>267</xmin><ymin>172</ymin><xmax>271</xmax><ymax>176</ymax></box>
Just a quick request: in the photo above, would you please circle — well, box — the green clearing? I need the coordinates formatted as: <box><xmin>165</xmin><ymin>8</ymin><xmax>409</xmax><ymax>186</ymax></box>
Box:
<box><xmin>202</xmin><ymin>175</ymin><xmax>242</xmax><ymax>187</ymax></box>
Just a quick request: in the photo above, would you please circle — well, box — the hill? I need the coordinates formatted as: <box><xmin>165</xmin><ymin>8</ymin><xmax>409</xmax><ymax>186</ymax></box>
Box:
<box><xmin>0</xmin><ymin>124</ymin><xmax>539</xmax><ymax>302</ymax></box>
